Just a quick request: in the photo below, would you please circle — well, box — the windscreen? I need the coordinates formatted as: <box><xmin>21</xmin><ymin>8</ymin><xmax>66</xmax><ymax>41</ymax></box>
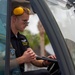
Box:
<box><xmin>0</xmin><ymin>0</ymin><xmax>7</xmax><ymax>74</ymax></box>
<box><xmin>45</xmin><ymin>0</ymin><xmax>75</xmax><ymax>66</ymax></box>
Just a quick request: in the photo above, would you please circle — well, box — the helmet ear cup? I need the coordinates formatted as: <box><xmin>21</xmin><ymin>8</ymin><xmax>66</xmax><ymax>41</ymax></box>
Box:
<box><xmin>13</xmin><ymin>7</ymin><xmax>24</xmax><ymax>15</ymax></box>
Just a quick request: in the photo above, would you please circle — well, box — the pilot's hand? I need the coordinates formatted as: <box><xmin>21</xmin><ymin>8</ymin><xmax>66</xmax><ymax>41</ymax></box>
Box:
<box><xmin>22</xmin><ymin>48</ymin><xmax>36</xmax><ymax>63</ymax></box>
<box><xmin>48</xmin><ymin>55</ymin><xmax>56</xmax><ymax>59</ymax></box>
<box><xmin>42</xmin><ymin>55</ymin><xmax>56</xmax><ymax>67</ymax></box>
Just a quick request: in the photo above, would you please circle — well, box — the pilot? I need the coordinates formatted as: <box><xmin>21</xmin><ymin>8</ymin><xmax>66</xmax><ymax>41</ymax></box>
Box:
<box><xmin>11</xmin><ymin>6</ymin><xmax>56</xmax><ymax>75</ymax></box>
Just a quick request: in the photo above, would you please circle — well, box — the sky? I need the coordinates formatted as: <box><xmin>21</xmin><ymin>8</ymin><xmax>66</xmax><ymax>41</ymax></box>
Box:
<box><xmin>25</xmin><ymin>14</ymin><xmax>39</xmax><ymax>34</ymax></box>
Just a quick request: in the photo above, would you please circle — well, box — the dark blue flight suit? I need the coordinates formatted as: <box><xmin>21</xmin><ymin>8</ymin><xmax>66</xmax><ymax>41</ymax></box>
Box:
<box><xmin>11</xmin><ymin>31</ymin><xmax>50</xmax><ymax>75</ymax></box>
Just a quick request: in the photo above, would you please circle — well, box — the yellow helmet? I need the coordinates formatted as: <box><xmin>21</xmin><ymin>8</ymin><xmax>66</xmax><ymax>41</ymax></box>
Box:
<box><xmin>13</xmin><ymin>6</ymin><xmax>24</xmax><ymax>15</ymax></box>
<box><xmin>13</xmin><ymin>6</ymin><xmax>30</xmax><ymax>15</ymax></box>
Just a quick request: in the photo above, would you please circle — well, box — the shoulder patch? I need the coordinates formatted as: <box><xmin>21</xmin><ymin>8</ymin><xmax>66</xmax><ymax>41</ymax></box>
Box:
<box><xmin>21</xmin><ymin>39</ymin><xmax>28</xmax><ymax>46</ymax></box>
